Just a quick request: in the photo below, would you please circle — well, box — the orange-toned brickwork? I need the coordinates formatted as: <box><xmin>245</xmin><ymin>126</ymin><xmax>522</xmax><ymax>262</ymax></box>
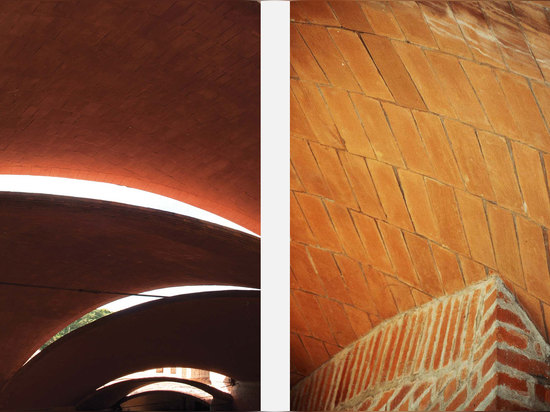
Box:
<box><xmin>290</xmin><ymin>0</ymin><xmax>550</xmax><ymax>386</ymax></box>
<box><xmin>291</xmin><ymin>277</ymin><xmax>550</xmax><ymax>411</ymax></box>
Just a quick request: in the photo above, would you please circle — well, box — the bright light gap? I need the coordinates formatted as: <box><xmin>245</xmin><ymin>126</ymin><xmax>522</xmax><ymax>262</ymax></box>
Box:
<box><xmin>26</xmin><ymin>285</ymin><xmax>256</xmax><ymax>364</ymax></box>
<box><xmin>0</xmin><ymin>175</ymin><xmax>257</xmax><ymax>236</ymax></box>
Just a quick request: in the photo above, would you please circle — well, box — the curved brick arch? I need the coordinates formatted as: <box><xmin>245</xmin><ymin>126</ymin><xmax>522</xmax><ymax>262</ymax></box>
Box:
<box><xmin>290</xmin><ymin>0</ymin><xmax>550</xmax><ymax>395</ymax></box>
<box><xmin>77</xmin><ymin>377</ymin><xmax>232</xmax><ymax>410</ymax></box>
<box><xmin>0</xmin><ymin>192</ymin><xmax>259</xmax><ymax>395</ymax></box>
<box><xmin>0</xmin><ymin>0</ymin><xmax>260</xmax><ymax>233</ymax></box>
<box><xmin>0</xmin><ymin>290</ymin><xmax>260</xmax><ymax>410</ymax></box>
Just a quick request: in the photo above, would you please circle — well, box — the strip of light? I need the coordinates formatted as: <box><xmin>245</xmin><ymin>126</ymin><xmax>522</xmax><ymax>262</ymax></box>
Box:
<box><xmin>0</xmin><ymin>175</ymin><xmax>256</xmax><ymax>236</ymax></box>
<box><xmin>99</xmin><ymin>285</ymin><xmax>256</xmax><ymax>312</ymax></box>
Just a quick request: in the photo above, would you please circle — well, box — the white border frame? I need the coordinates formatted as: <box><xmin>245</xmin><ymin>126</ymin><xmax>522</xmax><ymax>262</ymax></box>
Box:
<box><xmin>261</xmin><ymin>2</ymin><xmax>290</xmax><ymax>410</ymax></box>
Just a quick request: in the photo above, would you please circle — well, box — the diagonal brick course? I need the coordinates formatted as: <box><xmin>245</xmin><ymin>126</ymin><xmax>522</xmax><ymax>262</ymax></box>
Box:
<box><xmin>290</xmin><ymin>2</ymin><xmax>550</xmax><ymax>392</ymax></box>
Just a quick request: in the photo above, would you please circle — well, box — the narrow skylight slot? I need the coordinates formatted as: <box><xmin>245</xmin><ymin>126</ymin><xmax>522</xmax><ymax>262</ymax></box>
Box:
<box><xmin>26</xmin><ymin>285</ymin><xmax>257</xmax><ymax>364</ymax></box>
<box><xmin>0</xmin><ymin>175</ymin><xmax>256</xmax><ymax>236</ymax></box>
<box><xmin>99</xmin><ymin>285</ymin><xmax>256</xmax><ymax>312</ymax></box>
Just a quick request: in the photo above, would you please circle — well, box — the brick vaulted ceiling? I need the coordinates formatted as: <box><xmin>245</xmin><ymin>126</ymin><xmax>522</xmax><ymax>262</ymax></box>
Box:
<box><xmin>290</xmin><ymin>1</ymin><xmax>550</xmax><ymax>384</ymax></box>
<box><xmin>0</xmin><ymin>0</ymin><xmax>260</xmax><ymax>233</ymax></box>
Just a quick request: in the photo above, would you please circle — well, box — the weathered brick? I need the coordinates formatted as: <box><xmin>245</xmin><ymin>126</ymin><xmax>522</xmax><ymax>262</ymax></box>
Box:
<box><xmin>390</xmin><ymin>2</ymin><xmax>436</xmax><ymax>48</ymax></box>
<box><xmin>390</xmin><ymin>384</ymin><xmax>412</xmax><ymax>410</ymax></box>
<box><xmin>443</xmin><ymin>377</ymin><xmax>457</xmax><ymax>402</ymax></box>
<box><xmin>496</xmin><ymin>326</ymin><xmax>528</xmax><ymax>350</ymax></box>
<box><xmin>447</xmin><ymin>386</ymin><xmax>468</xmax><ymax>410</ymax></box>
<box><xmin>442</xmin><ymin>298</ymin><xmax>461</xmax><ymax>367</ymax></box>
<box><xmin>498</xmin><ymin>347</ymin><xmax>550</xmax><ymax>377</ymax></box>
<box><xmin>451</xmin><ymin>2</ymin><xmax>506</xmax><ymax>69</ymax></box>
<box><xmin>420</xmin><ymin>1</ymin><xmax>471</xmax><ymax>58</ymax></box>
<box><xmin>360</xmin><ymin>2</ymin><xmax>405</xmax><ymax>40</ymax></box>
<box><xmin>431</xmin><ymin>298</ymin><xmax>453</xmax><ymax>369</ymax></box>
<box><xmin>483</xmin><ymin>2</ymin><xmax>543</xmax><ymax>80</ymax></box>
<box><xmin>496</xmin><ymin>306</ymin><xmax>527</xmax><ymax>332</ymax></box>
<box><xmin>462</xmin><ymin>289</ymin><xmax>481</xmax><ymax>361</ymax></box>
<box><xmin>371</xmin><ymin>388</ymin><xmax>395</xmax><ymax>411</ymax></box>
<box><xmin>418</xmin><ymin>387</ymin><xmax>432</xmax><ymax>410</ymax></box>
<box><xmin>387</xmin><ymin>315</ymin><xmax>410</xmax><ymax>382</ymax></box>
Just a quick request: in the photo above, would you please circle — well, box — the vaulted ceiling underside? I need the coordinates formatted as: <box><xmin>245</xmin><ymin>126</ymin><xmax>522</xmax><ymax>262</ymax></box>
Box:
<box><xmin>291</xmin><ymin>0</ymin><xmax>550</xmax><ymax>384</ymax></box>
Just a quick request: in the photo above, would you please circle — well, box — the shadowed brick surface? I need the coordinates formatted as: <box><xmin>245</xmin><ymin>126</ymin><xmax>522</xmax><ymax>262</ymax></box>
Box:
<box><xmin>0</xmin><ymin>0</ymin><xmax>260</xmax><ymax>232</ymax></box>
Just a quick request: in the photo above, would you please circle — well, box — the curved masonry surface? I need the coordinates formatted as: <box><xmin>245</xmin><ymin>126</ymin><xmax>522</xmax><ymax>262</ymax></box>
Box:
<box><xmin>291</xmin><ymin>276</ymin><xmax>550</xmax><ymax>411</ymax></box>
<box><xmin>290</xmin><ymin>2</ymin><xmax>550</xmax><ymax>395</ymax></box>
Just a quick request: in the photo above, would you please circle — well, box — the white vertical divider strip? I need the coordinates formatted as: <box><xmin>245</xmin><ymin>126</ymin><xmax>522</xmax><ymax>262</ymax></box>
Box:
<box><xmin>261</xmin><ymin>1</ymin><xmax>290</xmax><ymax>411</ymax></box>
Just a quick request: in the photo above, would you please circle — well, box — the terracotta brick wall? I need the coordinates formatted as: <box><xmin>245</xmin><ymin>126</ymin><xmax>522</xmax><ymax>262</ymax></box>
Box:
<box><xmin>291</xmin><ymin>277</ymin><xmax>550</xmax><ymax>411</ymax></box>
<box><xmin>290</xmin><ymin>0</ymin><xmax>550</xmax><ymax>384</ymax></box>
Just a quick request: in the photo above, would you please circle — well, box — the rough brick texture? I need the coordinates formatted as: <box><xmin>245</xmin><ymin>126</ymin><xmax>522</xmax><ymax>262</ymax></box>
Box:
<box><xmin>290</xmin><ymin>0</ymin><xmax>550</xmax><ymax>384</ymax></box>
<box><xmin>291</xmin><ymin>277</ymin><xmax>550</xmax><ymax>411</ymax></box>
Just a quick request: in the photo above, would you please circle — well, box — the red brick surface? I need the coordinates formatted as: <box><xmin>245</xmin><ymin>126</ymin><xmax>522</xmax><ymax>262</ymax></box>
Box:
<box><xmin>291</xmin><ymin>277</ymin><xmax>550</xmax><ymax>411</ymax></box>
<box><xmin>290</xmin><ymin>0</ymin><xmax>550</xmax><ymax>389</ymax></box>
<box><xmin>0</xmin><ymin>0</ymin><xmax>260</xmax><ymax>233</ymax></box>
